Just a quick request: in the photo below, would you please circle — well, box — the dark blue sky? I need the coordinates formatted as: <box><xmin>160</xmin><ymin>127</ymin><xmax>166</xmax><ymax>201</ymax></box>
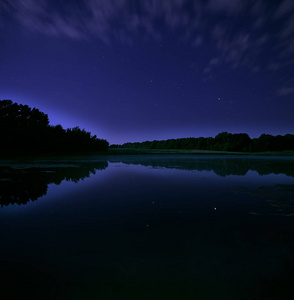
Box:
<box><xmin>1</xmin><ymin>0</ymin><xmax>294</xmax><ymax>144</ymax></box>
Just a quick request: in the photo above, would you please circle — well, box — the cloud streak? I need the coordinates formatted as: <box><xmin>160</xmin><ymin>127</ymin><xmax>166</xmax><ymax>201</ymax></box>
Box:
<box><xmin>276</xmin><ymin>87</ymin><xmax>294</xmax><ymax>97</ymax></box>
<box><xmin>2</xmin><ymin>0</ymin><xmax>294</xmax><ymax>80</ymax></box>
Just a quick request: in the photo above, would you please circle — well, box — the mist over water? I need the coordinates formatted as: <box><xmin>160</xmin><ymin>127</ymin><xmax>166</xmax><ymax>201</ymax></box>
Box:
<box><xmin>1</xmin><ymin>155</ymin><xmax>294</xmax><ymax>299</ymax></box>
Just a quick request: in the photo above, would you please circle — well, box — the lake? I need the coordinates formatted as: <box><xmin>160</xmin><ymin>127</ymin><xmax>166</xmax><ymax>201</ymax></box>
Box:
<box><xmin>1</xmin><ymin>155</ymin><xmax>294</xmax><ymax>299</ymax></box>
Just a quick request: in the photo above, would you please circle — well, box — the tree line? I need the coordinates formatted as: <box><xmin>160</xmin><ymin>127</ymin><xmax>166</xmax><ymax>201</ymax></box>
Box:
<box><xmin>0</xmin><ymin>99</ymin><xmax>109</xmax><ymax>155</ymax></box>
<box><xmin>112</xmin><ymin>131</ymin><xmax>294</xmax><ymax>152</ymax></box>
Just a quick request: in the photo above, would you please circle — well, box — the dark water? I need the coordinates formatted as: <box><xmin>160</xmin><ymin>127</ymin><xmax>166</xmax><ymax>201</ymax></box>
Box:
<box><xmin>1</xmin><ymin>155</ymin><xmax>294</xmax><ymax>299</ymax></box>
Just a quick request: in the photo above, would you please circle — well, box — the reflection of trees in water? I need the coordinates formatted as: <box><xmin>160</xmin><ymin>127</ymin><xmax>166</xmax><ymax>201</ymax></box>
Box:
<box><xmin>111</xmin><ymin>157</ymin><xmax>294</xmax><ymax>216</ymax></box>
<box><xmin>0</xmin><ymin>161</ymin><xmax>108</xmax><ymax>206</ymax></box>
<box><xmin>2</xmin><ymin>156</ymin><xmax>293</xmax><ymax>207</ymax></box>
<box><xmin>110</xmin><ymin>156</ymin><xmax>294</xmax><ymax>177</ymax></box>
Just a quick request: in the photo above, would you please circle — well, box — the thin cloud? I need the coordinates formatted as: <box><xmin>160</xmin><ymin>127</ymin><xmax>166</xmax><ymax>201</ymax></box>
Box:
<box><xmin>279</xmin><ymin>13</ymin><xmax>294</xmax><ymax>39</ymax></box>
<box><xmin>274</xmin><ymin>0</ymin><xmax>294</xmax><ymax>19</ymax></box>
<box><xmin>276</xmin><ymin>87</ymin><xmax>294</xmax><ymax>96</ymax></box>
<box><xmin>2</xmin><ymin>0</ymin><xmax>294</xmax><ymax>77</ymax></box>
<box><xmin>207</xmin><ymin>0</ymin><xmax>245</xmax><ymax>15</ymax></box>
<box><xmin>268</xmin><ymin>62</ymin><xmax>283</xmax><ymax>71</ymax></box>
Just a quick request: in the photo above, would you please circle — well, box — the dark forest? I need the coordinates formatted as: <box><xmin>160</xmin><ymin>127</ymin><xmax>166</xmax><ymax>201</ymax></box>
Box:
<box><xmin>0</xmin><ymin>100</ymin><xmax>109</xmax><ymax>155</ymax></box>
<box><xmin>113</xmin><ymin>132</ymin><xmax>294</xmax><ymax>153</ymax></box>
<box><xmin>1</xmin><ymin>99</ymin><xmax>294</xmax><ymax>155</ymax></box>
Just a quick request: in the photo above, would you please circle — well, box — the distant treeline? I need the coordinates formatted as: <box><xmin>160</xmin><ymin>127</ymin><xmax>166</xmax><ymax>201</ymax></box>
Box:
<box><xmin>0</xmin><ymin>99</ymin><xmax>109</xmax><ymax>155</ymax></box>
<box><xmin>112</xmin><ymin>132</ymin><xmax>294</xmax><ymax>152</ymax></box>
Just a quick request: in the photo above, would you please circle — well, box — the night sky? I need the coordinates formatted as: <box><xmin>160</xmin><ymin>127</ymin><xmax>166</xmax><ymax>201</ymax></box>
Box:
<box><xmin>1</xmin><ymin>0</ymin><xmax>294</xmax><ymax>144</ymax></box>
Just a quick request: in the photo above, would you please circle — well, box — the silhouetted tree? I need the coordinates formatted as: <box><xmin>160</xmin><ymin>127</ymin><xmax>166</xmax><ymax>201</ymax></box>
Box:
<box><xmin>213</xmin><ymin>132</ymin><xmax>232</xmax><ymax>151</ymax></box>
<box><xmin>0</xmin><ymin>99</ymin><xmax>109</xmax><ymax>155</ymax></box>
<box><xmin>116</xmin><ymin>132</ymin><xmax>294</xmax><ymax>153</ymax></box>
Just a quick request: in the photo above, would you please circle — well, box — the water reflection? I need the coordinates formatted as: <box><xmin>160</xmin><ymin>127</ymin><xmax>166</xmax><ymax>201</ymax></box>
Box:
<box><xmin>0</xmin><ymin>160</ymin><xmax>108</xmax><ymax>206</ymax></box>
<box><xmin>1</xmin><ymin>155</ymin><xmax>294</xmax><ymax>299</ymax></box>
<box><xmin>1</xmin><ymin>155</ymin><xmax>294</xmax><ymax>207</ymax></box>
<box><xmin>109</xmin><ymin>155</ymin><xmax>294</xmax><ymax>177</ymax></box>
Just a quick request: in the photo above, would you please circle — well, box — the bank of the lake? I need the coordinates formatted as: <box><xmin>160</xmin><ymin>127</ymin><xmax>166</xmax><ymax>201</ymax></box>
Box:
<box><xmin>1</xmin><ymin>148</ymin><xmax>294</xmax><ymax>160</ymax></box>
<box><xmin>108</xmin><ymin>148</ymin><xmax>294</xmax><ymax>156</ymax></box>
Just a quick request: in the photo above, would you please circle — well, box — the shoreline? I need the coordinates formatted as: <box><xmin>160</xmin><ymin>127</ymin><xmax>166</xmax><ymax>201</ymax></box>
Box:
<box><xmin>107</xmin><ymin>148</ymin><xmax>294</xmax><ymax>156</ymax></box>
<box><xmin>1</xmin><ymin>148</ymin><xmax>294</xmax><ymax>160</ymax></box>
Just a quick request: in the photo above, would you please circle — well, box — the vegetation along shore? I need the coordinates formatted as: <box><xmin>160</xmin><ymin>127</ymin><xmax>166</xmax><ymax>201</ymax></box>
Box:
<box><xmin>1</xmin><ymin>99</ymin><xmax>294</xmax><ymax>156</ymax></box>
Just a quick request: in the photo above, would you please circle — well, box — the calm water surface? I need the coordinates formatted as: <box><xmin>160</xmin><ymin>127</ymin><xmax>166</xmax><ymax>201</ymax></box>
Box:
<box><xmin>1</xmin><ymin>155</ymin><xmax>294</xmax><ymax>299</ymax></box>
